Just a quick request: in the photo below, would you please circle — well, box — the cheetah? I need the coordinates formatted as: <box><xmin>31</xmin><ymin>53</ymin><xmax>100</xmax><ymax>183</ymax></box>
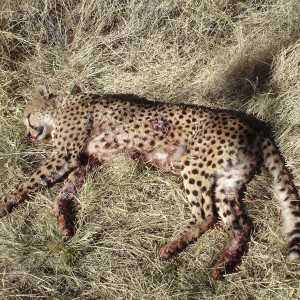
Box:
<box><xmin>1</xmin><ymin>85</ymin><xmax>299</xmax><ymax>279</ymax></box>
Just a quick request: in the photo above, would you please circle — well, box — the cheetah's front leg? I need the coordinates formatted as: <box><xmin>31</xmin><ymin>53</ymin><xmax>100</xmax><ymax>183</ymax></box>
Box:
<box><xmin>0</xmin><ymin>155</ymin><xmax>79</xmax><ymax>217</ymax></box>
<box><xmin>54</xmin><ymin>159</ymin><xmax>99</xmax><ymax>236</ymax></box>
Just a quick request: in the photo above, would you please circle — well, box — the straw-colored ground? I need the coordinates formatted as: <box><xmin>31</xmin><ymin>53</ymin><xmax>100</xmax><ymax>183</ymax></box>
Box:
<box><xmin>0</xmin><ymin>0</ymin><xmax>300</xmax><ymax>299</ymax></box>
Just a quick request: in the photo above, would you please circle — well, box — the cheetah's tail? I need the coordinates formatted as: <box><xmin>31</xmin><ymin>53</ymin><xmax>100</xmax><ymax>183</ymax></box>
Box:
<box><xmin>262</xmin><ymin>135</ymin><xmax>300</xmax><ymax>261</ymax></box>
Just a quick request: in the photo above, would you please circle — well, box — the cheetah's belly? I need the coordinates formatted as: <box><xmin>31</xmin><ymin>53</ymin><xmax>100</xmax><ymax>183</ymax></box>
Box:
<box><xmin>85</xmin><ymin>132</ymin><xmax>187</xmax><ymax>173</ymax></box>
<box><xmin>128</xmin><ymin>143</ymin><xmax>187</xmax><ymax>172</ymax></box>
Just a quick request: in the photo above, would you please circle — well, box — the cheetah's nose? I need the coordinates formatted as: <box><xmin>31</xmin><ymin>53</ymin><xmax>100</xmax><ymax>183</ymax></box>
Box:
<box><xmin>27</xmin><ymin>133</ymin><xmax>36</xmax><ymax>140</ymax></box>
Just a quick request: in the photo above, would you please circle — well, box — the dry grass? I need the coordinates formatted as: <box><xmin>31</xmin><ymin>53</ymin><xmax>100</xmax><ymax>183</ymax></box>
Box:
<box><xmin>0</xmin><ymin>0</ymin><xmax>300</xmax><ymax>299</ymax></box>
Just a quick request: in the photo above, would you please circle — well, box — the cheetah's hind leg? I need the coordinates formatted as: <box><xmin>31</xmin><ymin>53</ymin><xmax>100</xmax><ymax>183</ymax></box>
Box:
<box><xmin>211</xmin><ymin>162</ymin><xmax>257</xmax><ymax>279</ymax></box>
<box><xmin>160</xmin><ymin>162</ymin><xmax>217</xmax><ymax>259</ymax></box>
<box><xmin>54</xmin><ymin>159</ymin><xmax>99</xmax><ymax>237</ymax></box>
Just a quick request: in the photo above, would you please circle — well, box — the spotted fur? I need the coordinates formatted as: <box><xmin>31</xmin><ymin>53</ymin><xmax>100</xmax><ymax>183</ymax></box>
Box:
<box><xmin>1</xmin><ymin>86</ymin><xmax>299</xmax><ymax>279</ymax></box>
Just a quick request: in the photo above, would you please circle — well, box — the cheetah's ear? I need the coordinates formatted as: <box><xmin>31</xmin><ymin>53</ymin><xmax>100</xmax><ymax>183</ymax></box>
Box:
<box><xmin>35</xmin><ymin>85</ymin><xmax>49</xmax><ymax>99</ymax></box>
<box><xmin>70</xmin><ymin>85</ymin><xmax>82</xmax><ymax>95</ymax></box>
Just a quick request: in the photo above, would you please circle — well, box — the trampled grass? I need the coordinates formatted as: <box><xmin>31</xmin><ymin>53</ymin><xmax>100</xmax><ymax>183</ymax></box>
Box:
<box><xmin>0</xmin><ymin>0</ymin><xmax>300</xmax><ymax>299</ymax></box>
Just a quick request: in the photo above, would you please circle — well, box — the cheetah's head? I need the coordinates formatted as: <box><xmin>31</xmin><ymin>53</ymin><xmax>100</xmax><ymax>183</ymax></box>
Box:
<box><xmin>23</xmin><ymin>85</ymin><xmax>57</xmax><ymax>140</ymax></box>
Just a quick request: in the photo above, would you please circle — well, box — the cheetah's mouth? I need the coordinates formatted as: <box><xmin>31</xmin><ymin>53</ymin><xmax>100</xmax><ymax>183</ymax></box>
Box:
<box><xmin>28</xmin><ymin>127</ymin><xmax>44</xmax><ymax>140</ymax></box>
<box><xmin>27</xmin><ymin>114</ymin><xmax>44</xmax><ymax>140</ymax></box>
